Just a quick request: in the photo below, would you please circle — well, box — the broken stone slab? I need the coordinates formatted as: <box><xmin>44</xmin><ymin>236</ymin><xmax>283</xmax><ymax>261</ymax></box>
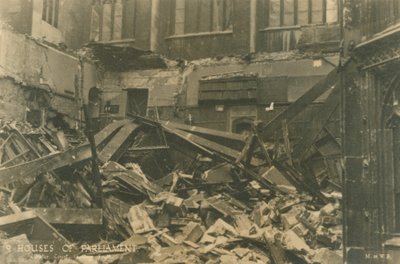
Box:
<box><xmin>180</xmin><ymin>222</ymin><xmax>204</xmax><ymax>243</ymax></box>
<box><xmin>297</xmin><ymin>210</ymin><xmax>320</xmax><ymax>232</ymax></box>
<box><xmin>234</xmin><ymin>214</ymin><xmax>257</xmax><ymax>237</ymax></box>
<box><xmin>251</xmin><ymin>201</ymin><xmax>270</xmax><ymax>228</ymax></box>
<box><xmin>233</xmin><ymin>247</ymin><xmax>251</xmax><ymax>258</ymax></box>
<box><xmin>262</xmin><ymin>166</ymin><xmax>293</xmax><ymax>187</ymax></box>
<box><xmin>205</xmin><ymin>195</ymin><xmax>243</xmax><ymax>218</ymax></box>
<box><xmin>319</xmin><ymin>203</ymin><xmax>336</xmax><ymax>217</ymax></box>
<box><xmin>200</xmin><ymin>233</ymin><xmax>217</xmax><ymax>244</ymax></box>
<box><xmin>170</xmin><ymin>215</ymin><xmax>201</xmax><ymax>226</ymax></box>
<box><xmin>281</xmin><ymin>207</ymin><xmax>302</xmax><ymax>230</ymax></box>
<box><xmin>202</xmin><ymin>163</ymin><xmax>234</xmax><ymax>184</ymax></box>
<box><xmin>214</xmin><ymin>235</ymin><xmax>229</xmax><ymax>246</ymax></box>
<box><xmin>203</xmin><ymin>218</ymin><xmax>239</xmax><ymax>238</ymax></box>
<box><xmin>127</xmin><ymin>204</ymin><xmax>156</xmax><ymax>234</ymax></box>
<box><xmin>183</xmin><ymin>240</ymin><xmax>200</xmax><ymax>249</ymax></box>
<box><xmin>316</xmin><ymin>226</ymin><xmax>341</xmax><ymax>248</ymax></box>
<box><xmin>165</xmin><ymin>195</ymin><xmax>186</xmax><ymax>216</ymax></box>
<box><xmin>313</xmin><ymin>248</ymin><xmax>342</xmax><ymax>264</ymax></box>
<box><xmin>291</xmin><ymin>223</ymin><xmax>309</xmax><ymax>237</ymax></box>
<box><xmin>321</xmin><ymin>215</ymin><xmax>340</xmax><ymax>227</ymax></box>
<box><xmin>263</xmin><ymin>226</ymin><xmax>288</xmax><ymax>264</ymax></box>
<box><xmin>159</xmin><ymin>232</ymin><xmax>179</xmax><ymax>247</ymax></box>
<box><xmin>276</xmin><ymin>184</ymin><xmax>297</xmax><ymax>194</ymax></box>
<box><xmin>183</xmin><ymin>191</ymin><xmax>205</xmax><ymax>210</ymax></box>
<box><xmin>281</xmin><ymin>229</ymin><xmax>312</xmax><ymax>254</ymax></box>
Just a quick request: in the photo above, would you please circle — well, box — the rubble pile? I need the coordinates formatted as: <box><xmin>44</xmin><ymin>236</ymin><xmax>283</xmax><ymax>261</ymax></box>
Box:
<box><xmin>0</xmin><ymin>118</ymin><xmax>343</xmax><ymax>263</ymax></box>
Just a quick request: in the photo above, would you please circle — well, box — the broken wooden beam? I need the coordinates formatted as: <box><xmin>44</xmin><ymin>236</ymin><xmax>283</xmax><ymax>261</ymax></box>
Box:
<box><xmin>98</xmin><ymin>123</ymin><xmax>140</xmax><ymax>163</ymax></box>
<box><xmin>0</xmin><ymin>210</ymin><xmax>75</xmax><ymax>254</ymax></box>
<box><xmin>28</xmin><ymin>208</ymin><xmax>103</xmax><ymax>225</ymax></box>
<box><xmin>162</xmin><ymin>120</ymin><xmax>246</xmax><ymax>143</ymax></box>
<box><xmin>260</xmin><ymin>68</ymin><xmax>339</xmax><ymax>140</ymax></box>
<box><xmin>291</xmin><ymin>84</ymin><xmax>341</xmax><ymax>160</ymax></box>
<box><xmin>0</xmin><ymin>144</ymin><xmax>91</xmax><ymax>185</ymax></box>
<box><xmin>163</xmin><ymin>125</ymin><xmax>263</xmax><ymax>167</ymax></box>
<box><xmin>0</xmin><ymin>120</ymin><xmax>135</xmax><ymax>185</ymax></box>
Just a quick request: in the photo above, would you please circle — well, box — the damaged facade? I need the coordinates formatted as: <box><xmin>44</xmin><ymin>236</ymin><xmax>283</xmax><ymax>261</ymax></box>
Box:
<box><xmin>342</xmin><ymin>0</ymin><xmax>400</xmax><ymax>263</ymax></box>
<box><xmin>0</xmin><ymin>23</ymin><xmax>97</xmax><ymax>129</ymax></box>
<box><xmin>0</xmin><ymin>0</ymin><xmax>92</xmax><ymax>49</ymax></box>
<box><xmin>89</xmin><ymin>0</ymin><xmax>342</xmax><ymax>141</ymax></box>
<box><xmin>1</xmin><ymin>0</ymin><xmax>397</xmax><ymax>263</ymax></box>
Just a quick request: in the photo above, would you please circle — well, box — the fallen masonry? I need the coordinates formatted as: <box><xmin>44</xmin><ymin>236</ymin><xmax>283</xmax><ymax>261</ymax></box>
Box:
<box><xmin>0</xmin><ymin>117</ymin><xmax>343</xmax><ymax>263</ymax></box>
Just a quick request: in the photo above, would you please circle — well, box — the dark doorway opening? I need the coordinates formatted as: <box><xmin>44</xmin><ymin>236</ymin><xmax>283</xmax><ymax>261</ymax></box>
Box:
<box><xmin>126</xmin><ymin>88</ymin><xmax>149</xmax><ymax>117</ymax></box>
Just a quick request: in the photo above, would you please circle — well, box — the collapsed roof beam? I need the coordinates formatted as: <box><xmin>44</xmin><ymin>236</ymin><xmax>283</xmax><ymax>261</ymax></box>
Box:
<box><xmin>259</xmin><ymin>67</ymin><xmax>339</xmax><ymax>141</ymax></box>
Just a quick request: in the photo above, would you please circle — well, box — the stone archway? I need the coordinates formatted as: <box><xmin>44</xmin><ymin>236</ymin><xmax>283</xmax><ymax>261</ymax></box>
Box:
<box><xmin>231</xmin><ymin>117</ymin><xmax>254</xmax><ymax>136</ymax></box>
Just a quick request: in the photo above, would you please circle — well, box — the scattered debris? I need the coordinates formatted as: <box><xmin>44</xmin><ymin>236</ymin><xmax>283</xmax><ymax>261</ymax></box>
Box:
<box><xmin>0</xmin><ymin>118</ymin><xmax>342</xmax><ymax>263</ymax></box>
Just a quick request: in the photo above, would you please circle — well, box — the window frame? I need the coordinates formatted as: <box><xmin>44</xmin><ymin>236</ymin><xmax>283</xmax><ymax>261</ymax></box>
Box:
<box><xmin>170</xmin><ymin>0</ymin><xmax>233</xmax><ymax>37</ymax></box>
<box><xmin>264</xmin><ymin>0</ymin><xmax>339</xmax><ymax>30</ymax></box>
<box><xmin>42</xmin><ymin>0</ymin><xmax>59</xmax><ymax>28</ymax></box>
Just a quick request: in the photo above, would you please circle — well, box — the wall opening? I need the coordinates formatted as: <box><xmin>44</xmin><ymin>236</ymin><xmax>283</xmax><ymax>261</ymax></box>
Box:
<box><xmin>232</xmin><ymin>117</ymin><xmax>254</xmax><ymax>136</ymax></box>
<box><xmin>125</xmin><ymin>88</ymin><xmax>149</xmax><ymax>117</ymax></box>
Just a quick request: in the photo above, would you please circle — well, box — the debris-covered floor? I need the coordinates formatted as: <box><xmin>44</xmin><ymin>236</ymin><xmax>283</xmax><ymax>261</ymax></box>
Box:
<box><xmin>0</xmin><ymin>117</ymin><xmax>342</xmax><ymax>264</ymax></box>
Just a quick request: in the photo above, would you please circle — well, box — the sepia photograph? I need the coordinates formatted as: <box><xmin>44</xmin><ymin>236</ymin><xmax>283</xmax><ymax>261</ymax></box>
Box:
<box><xmin>0</xmin><ymin>0</ymin><xmax>399</xmax><ymax>263</ymax></box>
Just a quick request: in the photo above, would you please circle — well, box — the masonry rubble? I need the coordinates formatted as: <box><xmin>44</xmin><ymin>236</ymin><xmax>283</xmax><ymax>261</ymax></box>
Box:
<box><xmin>0</xmin><ymin>117</ymin><xmax>342</xmax><ymax>264</ymax></box>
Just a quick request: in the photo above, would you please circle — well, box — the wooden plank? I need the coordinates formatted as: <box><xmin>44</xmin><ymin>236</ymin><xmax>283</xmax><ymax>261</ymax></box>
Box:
<box><xmin>0</xmin><ymin>144</ymin><xmax>89</xmax><ymax>185</ymax></box>
<box><xmin>163</xmin><ymin>125</ymin><xmax>262</xmax><ymax>166</ymax></box>
<box><xmin>98</xmin><ymin>123</ymin><xmax>139</xmax><ymax>163</ymax></box>
<box><xmin>29</xmin><ymin>208</ymin><xmax>103</xmax><ymax>225</ymax></box>
<box><xmin>252</xmin><ymin>126</ymin><xmax>272</xmax><ymax>165</ymax></box>
<box><xmin>0</xmin><ymin>121</ymin><xmax>130</xmax><ymax>185</ymax></box>
<box><xmin>162</xmin><ymin>120</ymin><xmax>246</xmax><ymax>142</ymax></box>
<box><xmin>127</xmin><ymin>204</ymin><xmax>155</xmax><ymax>234</ymax></box>
<box><xmin>0</xmin><ymin>149</ymin><xmax>29</xmax><ymax>168</ymax></box>
<box><xmin>166</xmin><ymin>126</ymin><xmax>279</xmax><ymax>192</ymax></box>
<box><xmin>282</xmin><ymin>119</ymin><xmax>293</xmax><ymax>166</ymax></box>
<box><xmin>260</xmin><ymin>68</ymin><xmax>339</xmax><ymax>140</ymax></box>
<box><xmin>0</xmin><ymin>210</ymin><xmax>78</xmax><ymax>256</ymax></box>
<box><xmin>0</xmin><ymin>133</ymin><xmax>13</xmax><ymax>153</ymax></box>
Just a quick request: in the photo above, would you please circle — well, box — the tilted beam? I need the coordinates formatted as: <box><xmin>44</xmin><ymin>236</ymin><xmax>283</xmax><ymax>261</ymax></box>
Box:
<box><xmin>259</xmin><ymin>68</ymin><xmax>339</xmax><ymax>141</ymax></box>
<box><xmin>291</xmin><ymin>83</ymin><xmax>341</xmax><ymax>160</ymax></box>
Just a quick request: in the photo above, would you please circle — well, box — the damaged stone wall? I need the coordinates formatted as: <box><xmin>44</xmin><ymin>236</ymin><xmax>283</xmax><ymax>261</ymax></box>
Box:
<box><xmin>31</xmin><ymin>0</ymin><xmax>92</xmax><ymax>49</ymax></box>
<box><xmin>0</xmin><ymin>78</ymin><xmax>27</xmax><ymax>120</ymax></box>
<box><xmin>98</xmin><ymin>52</ymin><xmax>340</xmax><ymax>139</ymax></box>
<box><xmin>0</xmin><ymin>0</ymin><xmax>33</xmax><ymax>35</ymax></box>
<box><xmin>157</xmin><ymin>0</ymin><xmax>341</xmax><ymax>60</ymax></box>
<box><xmin>100</xmin><ymin>67</ymin><xmax>183</xmax><ymax>119</ymax></box>
<box><xmin>0</xmin><ymin>24</ymin><xmax>96</xmax><ymax>126</ymax></box>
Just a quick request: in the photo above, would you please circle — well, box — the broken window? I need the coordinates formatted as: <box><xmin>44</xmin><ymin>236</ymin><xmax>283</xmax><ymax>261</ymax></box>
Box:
<box><xmin>42</xmin><ymin>0</ymin><xmax>59</xmax><ymax>27</ymax></box>
<box><xmin>173</xmin><ymin>0</ymin><xmax>233</xmax><ymax>35</ymax></box>
<box><xmin>266</xmin><ymin>0</ymin><xmax>338</xmax><ymax>27</ymax></box>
